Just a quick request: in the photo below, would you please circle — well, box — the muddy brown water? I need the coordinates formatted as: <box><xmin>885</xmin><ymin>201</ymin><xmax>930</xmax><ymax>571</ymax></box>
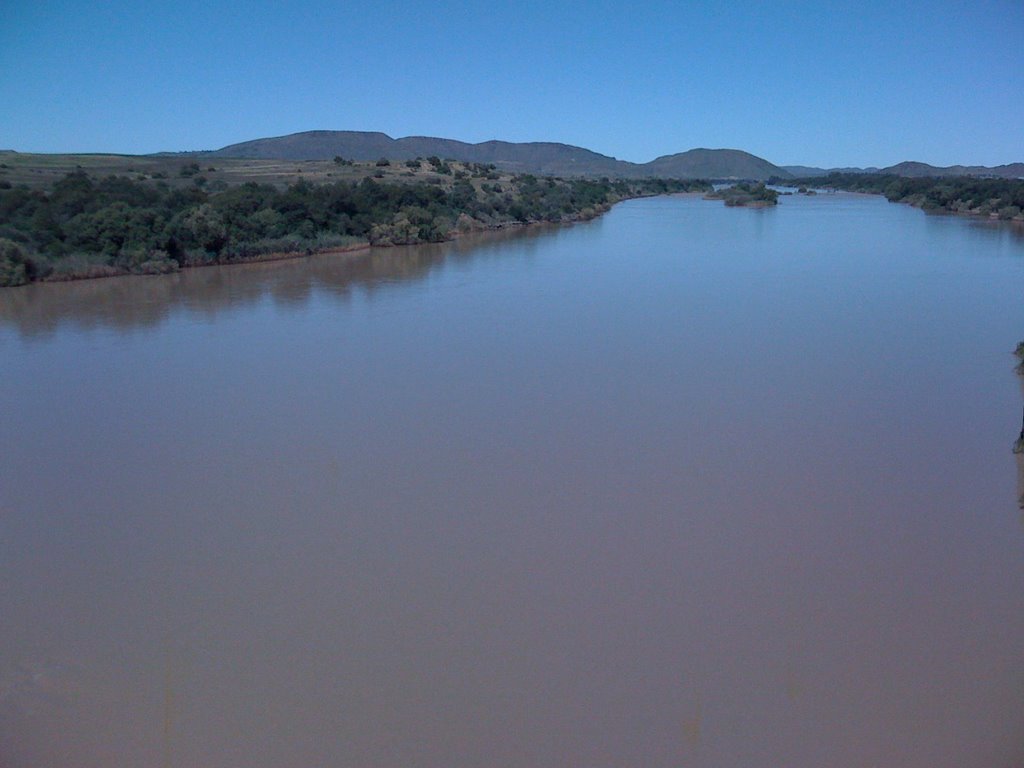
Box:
<box><xmin>2</xmin><ymin>193</ymin><xmax>1023</xmax><ymax>767</ymax></box>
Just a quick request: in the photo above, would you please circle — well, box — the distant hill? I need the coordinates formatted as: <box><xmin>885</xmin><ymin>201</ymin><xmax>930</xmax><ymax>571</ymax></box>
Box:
<box><xmin>209</xmin><ymin>131</ymin><xmax>634</xmax><ymax>176</ymax></box>
<box><xmin>880</xmin><ymin>161</ymin><xmax>1024</xmax><ymax>179</ymax></box>
<box><xmin>644</xmin><ymin>149</ymin><xmax>790</xmax><ymax>180</ymax></box>
<box><xmin>783</xmin><ymin>161</ymin><xmax>1023</xmax><ymax>179</ymax></box>
<box><xmin>192</xmin><ymin>131</ymin><xmax>1024</xmax><ymax>181</ymax></box>
<box><xmin>781</xmin><ymin>165</ymin><xmax>829</xmax><ymax>177</ymax></box>
<box><xmin>208</xmin><ymin>131</ymin><xmax>791</xmax><ymax>180</ymax></box>
<box><xmin>781</xmin><ymin>165</ymin><xmax>879</xmax><ymax>177</ymax></box>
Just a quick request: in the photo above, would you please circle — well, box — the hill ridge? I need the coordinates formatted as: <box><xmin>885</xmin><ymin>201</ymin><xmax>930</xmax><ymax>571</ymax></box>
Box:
<box><xmin>198</xmin><ymin>131</ymin><xmax>1024</xmax><ymax>180</ymax></box>
<box><xmin>782</xmin><ymin>161</ymin><xmax>1023</xmax><ymax>179</ymax></box>
<box><xmin>208</xmin><ymin>131</ymin><xmax>792</xmax><ymax>180</ymax></box>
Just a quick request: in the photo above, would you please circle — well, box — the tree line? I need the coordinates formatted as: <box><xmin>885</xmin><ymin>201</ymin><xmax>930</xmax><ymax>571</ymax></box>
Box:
<box><xmin>0</xmin><ymin>171</ymin><xmax>710</xmax><ymax>286</ymax></box>
<box><xmin>775</xmin><ymin>173</ymin><xmax>1024</xmax><ymax>219</ymax></box>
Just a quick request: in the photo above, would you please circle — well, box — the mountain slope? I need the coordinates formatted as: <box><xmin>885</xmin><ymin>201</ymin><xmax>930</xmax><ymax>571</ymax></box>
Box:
<box><xmin>208</xmin><ymin>131</ymin><xmax>789</xmax><ymax>179</ymax></box>
<box><xmin>210</xmin><ymin>131</ymin><xmax>1024</xmax><ymax>181</ymax></box>
<box><xmin>209</xmin><ymin>131</ymin><xmax>632</xmax><ymax>175</ymax></box>
<box><xmin>781</xmin><ymin>165</ymin><xmax>879</xmax><ymax>177</ymax></box>
<box><xmin>782</xmin><ymin>161</ymin><xmax>1023</xmax><ymax>179</ymax></box>
<box><xmin>212</xmin><ymin>130</ymin><xmax>398</xmax><ymax>160</ymax></box>
<box><xmin>881</xmin><ymin>161</ymin><xmax>1024</xmax><ymax>179</ymax></box>
<box><xmin>645</xmin><ymin>149</ymin><xmax>791</xmax><ymax>180</ymax></box>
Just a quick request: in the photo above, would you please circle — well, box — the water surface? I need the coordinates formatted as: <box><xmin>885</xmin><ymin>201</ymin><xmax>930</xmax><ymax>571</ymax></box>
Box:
<box><xmin>2</xmin><ymin>193</ymin><xmax>1023</xmax><ymax>768</ymax></box>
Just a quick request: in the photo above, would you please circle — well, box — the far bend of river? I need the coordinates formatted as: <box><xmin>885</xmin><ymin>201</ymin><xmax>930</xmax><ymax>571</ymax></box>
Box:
<box><xmin>2</xmin><ymin>192</ymin><xmax>1024</xmax><ymax>768</ymax></box>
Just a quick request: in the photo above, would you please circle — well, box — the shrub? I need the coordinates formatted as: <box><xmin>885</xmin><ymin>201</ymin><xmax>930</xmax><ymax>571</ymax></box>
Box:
<box><xmin>0</xmin><ymin>238</ymin><xmax>33</xmax><ymax>286</ymax></box>
<box><xmin>135</xmin><ymin>257</ymin><xmax>179</xmax><ymax>275</ymax></box>
<box><xmin>46</xmin><ymin>252</ymin><xmax>124</xmax><ymax>281</ymax></box>
<box><xmin>311</xmin><ymin>232</ymin><xmax>362</xmax><ymax>250</ymax></box>
<box><xmin>113</xmin><ymin>247</ymin><xmax>178</xmax><ymax>274</ymax></box>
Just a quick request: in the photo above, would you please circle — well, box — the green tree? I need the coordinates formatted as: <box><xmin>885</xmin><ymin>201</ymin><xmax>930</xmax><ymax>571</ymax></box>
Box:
<box><xmin>170</xmin><ymin>203</ymin><xmax>228</xmax><ymax>255</ymax></box>
<box><xmin>0</xmin><ymin>238</ymin><xmax>36</xmax><ymax>286</ymax></box>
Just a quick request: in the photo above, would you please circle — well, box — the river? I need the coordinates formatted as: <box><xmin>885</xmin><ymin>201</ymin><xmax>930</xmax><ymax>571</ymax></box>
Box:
<box><xmin>2</xmin><ymin>192</ymin><xmax>1023</xmax><ymax>767</ymax></box>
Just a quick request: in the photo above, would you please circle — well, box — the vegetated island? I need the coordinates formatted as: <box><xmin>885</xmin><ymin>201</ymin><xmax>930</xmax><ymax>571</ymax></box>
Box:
<box><xmin>0</xmin><ymin>156</ymin><xmax>710</xmax><ymax>286</ymax></box>
<box><xmin>704</xmin><ymin>182</ymin><xmax>779</xmax><ymax>207</ymax></box>
<box><xmin>774</xmin><ymin>173</ymin><xmax>1024</xmax><ymax>221</ymax></box>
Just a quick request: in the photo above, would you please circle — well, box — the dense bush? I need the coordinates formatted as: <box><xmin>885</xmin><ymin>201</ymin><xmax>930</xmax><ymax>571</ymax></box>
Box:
<box><xmin>0</xmin><ymin>238</ymin><xmax>38</xmax><ymax>286</ymax></box>
<box><xmin>0</xmin><ymin>171</ymin><xmax>710</xmax><ymax>284</ymax></box>
<box><xmin>778</xmin><ymin>173</ymin><xmax>1024</xmax><ymax>219</ymax></box>
<box><xmin>706</xmin><ymin>182</ymin><xmax>779</xmax><ymax>206</ymax></box>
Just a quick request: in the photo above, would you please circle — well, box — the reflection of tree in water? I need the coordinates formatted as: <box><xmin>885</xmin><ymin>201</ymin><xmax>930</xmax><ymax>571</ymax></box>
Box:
<box><xmin>956</xmin><ymin>217</ymin><xmax>1024</xmax><ymax>248</ymax></box>
<box><xmin>1016</xmin><ymin>454</ymin><xmax>1024</xmax><ymax>514</ymax></box>
<box><xmin>0</xmin><ymin>225</ymin><xmax>557</xmax><ymax>339</ymax></box>
<box><xmin>1016</xmin><ymin>368</ymin><xmax>1024</xmax><ymax>512</ymax></box>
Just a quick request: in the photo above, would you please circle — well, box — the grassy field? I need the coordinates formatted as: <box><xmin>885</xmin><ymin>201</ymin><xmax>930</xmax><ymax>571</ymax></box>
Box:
<box><xmin>0</xmin><ymin>151</ymin><xmax>513</xmax><ymax>192</ymax></box>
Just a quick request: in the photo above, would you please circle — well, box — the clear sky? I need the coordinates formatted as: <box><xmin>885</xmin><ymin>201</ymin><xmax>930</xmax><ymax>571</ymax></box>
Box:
<box><xmin>1</xmin><ymin>0</ymin><xmax>1021</xmax><ymax>168</ymax></box>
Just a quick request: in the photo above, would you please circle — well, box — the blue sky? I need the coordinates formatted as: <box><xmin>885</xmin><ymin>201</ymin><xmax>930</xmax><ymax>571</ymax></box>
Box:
<box><xmin>1</xmin><ymin>0</ymin><xmax>1021</xmax><ymax>167</ymax></box>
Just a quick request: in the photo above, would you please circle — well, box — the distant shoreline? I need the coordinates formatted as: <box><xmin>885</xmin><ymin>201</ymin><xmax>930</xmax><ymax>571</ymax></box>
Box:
<box><xmin>779</xmin><ymin>174</ymin><xmax>1024</xmax><ymax>224</ymax></box>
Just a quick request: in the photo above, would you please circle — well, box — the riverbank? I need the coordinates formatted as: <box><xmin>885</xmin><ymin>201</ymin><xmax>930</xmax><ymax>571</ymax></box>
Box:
<box><xmin>1014</xmin><ymin>342</ymin><xmax>1023</xmax><ymax>455</ymax></box>
<box><xmin>0</xmin><ymin>167</ymin><xmax>709</xmax><ymax>286</ymax></box>
<box><xmin>2</xmin><ymin>201</ymin><xmax>620</xmax><ymax>286</ymax></box>
<box><xmin>36</xmin><ymin>239</ymin><xmax>375</xmax><ymax>282</ymax></box>
<box><xmin>869</xmin><ymin>193</ymin><xmax>1024</xmax><ymax>223</ymax></box>
<box><xmin>778</xmin><ymin>172</ymin><xmax>1024</xmax><ymax>223</ymax></box>
<box><xmin>62</xmin><ymin>201</ymin><xmax>623</xmax><ymax>282</ymax></box>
